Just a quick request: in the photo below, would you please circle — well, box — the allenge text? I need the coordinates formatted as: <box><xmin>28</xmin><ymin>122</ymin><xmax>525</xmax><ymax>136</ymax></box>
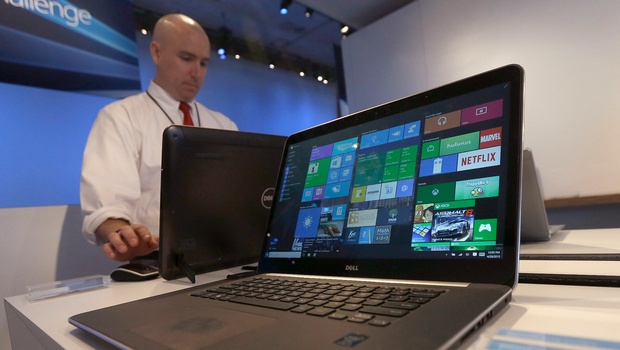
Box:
<box><xmin>4</xmin><ymin>0</ymin><xmax>92</xmax><ymax>27</ymax></box>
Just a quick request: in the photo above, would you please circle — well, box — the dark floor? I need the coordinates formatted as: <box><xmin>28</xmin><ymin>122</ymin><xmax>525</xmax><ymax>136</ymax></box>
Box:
<box><xmin>546</xmin><ymin>203</ymin><xmax>620</xmax><ymax>230</ymax></box>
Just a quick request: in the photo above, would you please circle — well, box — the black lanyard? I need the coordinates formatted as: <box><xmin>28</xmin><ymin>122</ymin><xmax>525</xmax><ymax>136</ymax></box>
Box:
<box><xmin>146</xmin><ymin>91</ymin><xmax>202</xmax><ymax>126</ymax></box>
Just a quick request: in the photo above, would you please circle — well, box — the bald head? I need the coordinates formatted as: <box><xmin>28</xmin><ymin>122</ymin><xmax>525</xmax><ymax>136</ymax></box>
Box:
<box><xmin>152</xmin><ymin>14</ymin><xmax>207</xmax><ymax>46</ymax></box>
<box><xmin>150</xmin><ymin>14</ymin><xmax>211</xmax><ymax>102</ymax></box>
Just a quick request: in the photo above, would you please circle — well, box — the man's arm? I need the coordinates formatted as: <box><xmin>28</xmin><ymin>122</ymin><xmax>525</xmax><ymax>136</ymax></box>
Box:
<box><xmin>81</xmin><ymin>98</ymin><xmax>160</xmax><ymax>261</ymax></box>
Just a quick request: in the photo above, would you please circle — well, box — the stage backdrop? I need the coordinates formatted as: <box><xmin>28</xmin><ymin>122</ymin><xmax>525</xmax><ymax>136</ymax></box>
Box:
<box><xmin>0</xmin><ymin>0</ymin><xmax>140</xmax><ymax>97</ymax></box>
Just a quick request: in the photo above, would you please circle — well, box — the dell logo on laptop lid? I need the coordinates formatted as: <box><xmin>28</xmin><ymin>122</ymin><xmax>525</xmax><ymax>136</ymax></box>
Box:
<box><xmin>261</xmin><ymin>187</ymin><xmax>275</xmax><ymax>209</ymax></box>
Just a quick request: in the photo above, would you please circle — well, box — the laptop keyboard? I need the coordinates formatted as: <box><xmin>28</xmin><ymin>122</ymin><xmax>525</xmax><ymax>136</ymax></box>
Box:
<box><xmin>190</xmin><ymin>277</ymin><xmax>446</xmax><ymax>327</ymax></box>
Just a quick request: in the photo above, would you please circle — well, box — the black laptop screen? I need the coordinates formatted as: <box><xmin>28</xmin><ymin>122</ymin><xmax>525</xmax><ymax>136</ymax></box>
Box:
<box><xmin>261</xmin><ymin>65</ymin><xmax>523</xmax><ymax>285</ymax></box>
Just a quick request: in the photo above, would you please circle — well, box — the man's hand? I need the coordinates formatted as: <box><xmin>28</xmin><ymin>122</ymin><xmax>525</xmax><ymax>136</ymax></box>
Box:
<box><xmin>97</xmin><ymin>220</ymin><xmax>159</xmax><ymax>261</ymax></box>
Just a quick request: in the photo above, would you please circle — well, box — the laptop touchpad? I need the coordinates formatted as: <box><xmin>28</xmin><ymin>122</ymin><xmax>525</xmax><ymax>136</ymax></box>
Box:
<box><xmin>130</xmin><ymin>308</ymin><xmax>276</xmax><ymax>349</ymax></box>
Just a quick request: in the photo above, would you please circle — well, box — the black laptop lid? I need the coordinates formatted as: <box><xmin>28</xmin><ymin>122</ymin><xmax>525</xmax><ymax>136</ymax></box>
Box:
<box><xmin>159</xmin><ymin>126</ymin><xmax>286</xmax><ymax>280</ymax></box>
<box><xmin>259</xmin><ymin>65</ymin><xmax>524</xmax><ymax>287</ymax></box>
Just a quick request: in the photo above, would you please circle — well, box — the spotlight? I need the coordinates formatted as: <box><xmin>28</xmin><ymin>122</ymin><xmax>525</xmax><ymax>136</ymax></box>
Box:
<box><xmin>140</xmin><ymin>28</ymin><xmax>148</xmax><ymax>35</ymax></box>
<box><xmin>217</xmin><ymin>26</ymin><xmax>231</xmax><ymax>60</ymax></box>
<box><xmin>280</xmin><ymin>0</ymin><xmax>292</xmax><ymax>14</ymax></box>
<box><xmin>217</xmin><ymin>47</ymin><xmax>227</xmax><ymax>60</ymax></box>
<box><xmin>321</xmin><ymin>72</ymin><xmax>330</xmax><ymax>84</ymax></box>
<box><xmin>304</xmin><ymin>8</ymin><xmax>313</xmax><ymax>18</ymax></box>
<box><xmin>340</xmin><ymin>24</ymin><xmax>350</xmax><ymax>35</ymax></box>
<box><xmin>269</xmin><ymin>63</ymin><xmax>276</xmax><ymax>69</ymax></box>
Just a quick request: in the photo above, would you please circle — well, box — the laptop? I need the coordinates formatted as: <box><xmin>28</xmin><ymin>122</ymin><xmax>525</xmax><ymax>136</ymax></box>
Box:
<box><xmin>159</xmin><ymin>126</ymin><xmax>286</xmax><ymax>282</ymax></box>
<box><xmin>70</xmin><ymin>64</ymin><xmax>524</xmax><ymax>350</ymax></box>
<box><xmin>520</xmin><ymin>148</ymin><xmax>564</xmax><ymax>242</ymax></box>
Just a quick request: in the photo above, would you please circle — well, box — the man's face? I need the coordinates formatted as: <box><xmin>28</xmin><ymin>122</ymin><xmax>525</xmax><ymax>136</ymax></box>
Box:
<box><xmin>152</xmin><ymin>29</ymin><xmax>211</xmax><ymax>102</ymax></box>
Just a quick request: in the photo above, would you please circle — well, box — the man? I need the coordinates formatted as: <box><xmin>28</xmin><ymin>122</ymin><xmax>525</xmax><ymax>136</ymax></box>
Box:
<box><xmin>80</xmin><ymin>14</ymin><xmax>237</xmax><ymax>262</ymax></box>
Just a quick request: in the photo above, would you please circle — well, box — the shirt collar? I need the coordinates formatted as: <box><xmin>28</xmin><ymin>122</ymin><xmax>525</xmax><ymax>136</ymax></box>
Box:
<box><xmin>147</xmin><ymin>81</ymin><xmax>196</xmax><ymax>116</ymax></box>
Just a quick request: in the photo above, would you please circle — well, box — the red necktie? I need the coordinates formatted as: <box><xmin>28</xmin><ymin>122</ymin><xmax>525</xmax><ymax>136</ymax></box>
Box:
<box><xmin>179</xmin><ymin>102</ymin><xmax>194</xmax><ymax>126</ymax></box>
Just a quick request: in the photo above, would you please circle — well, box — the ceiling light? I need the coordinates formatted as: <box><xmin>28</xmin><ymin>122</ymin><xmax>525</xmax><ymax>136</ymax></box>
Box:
<box><xmin>217</xmin><ymin>26</ymin><xmax>231</xmax><ymax>60</ymax></box>
<box><xmin>217</xmin><ymin>47</ymin><xmax>227</xmax><ymax>60</ymax></box>
<box><xmin>340</xmin><ymin>25</ymin><xmax>350</xmax><ymax>35</ymax></box>
<box><xmin>304</xmin><ymin>8</ymin><xmax>313</xmax><ymax>18</ymax></box>
<box><xmin>280</xmin><ymin>0</ymin><xmax>292</xmax><ymax>15</ymax></box>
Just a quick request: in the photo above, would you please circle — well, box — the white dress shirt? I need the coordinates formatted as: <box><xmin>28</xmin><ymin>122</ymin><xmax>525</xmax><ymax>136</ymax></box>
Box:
<box><xmin>80</xmin><ymin>82</ymin><xmax>238</xmax><ymax>245</ymax></box>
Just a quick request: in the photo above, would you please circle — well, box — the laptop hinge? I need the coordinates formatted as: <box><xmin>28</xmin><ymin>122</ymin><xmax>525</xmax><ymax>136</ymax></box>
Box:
<box><xmin>264</xmin><ymin>273</ymin><xmax>470</xmax><ymax>287</ymax></box>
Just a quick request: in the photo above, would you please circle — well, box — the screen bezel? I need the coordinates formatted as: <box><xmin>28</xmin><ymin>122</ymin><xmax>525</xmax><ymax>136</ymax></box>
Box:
<box><xmin>258</xmin><ymin>65</ymin><xmax>524</xmax><ymax>288</ymax></box>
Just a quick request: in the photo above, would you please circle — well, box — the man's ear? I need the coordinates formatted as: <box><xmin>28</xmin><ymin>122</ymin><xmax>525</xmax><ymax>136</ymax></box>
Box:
<box><xmin>150</xmin><ymin>41</ymin><xmax>160</xmax><ymax>63</ymax></box>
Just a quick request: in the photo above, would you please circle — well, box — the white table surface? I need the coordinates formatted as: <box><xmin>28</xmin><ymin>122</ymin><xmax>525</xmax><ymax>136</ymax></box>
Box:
<box><xmin>6</xmin><ymin>229</ymin><xmax>620</xmax><ymax>349</ymax></box>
